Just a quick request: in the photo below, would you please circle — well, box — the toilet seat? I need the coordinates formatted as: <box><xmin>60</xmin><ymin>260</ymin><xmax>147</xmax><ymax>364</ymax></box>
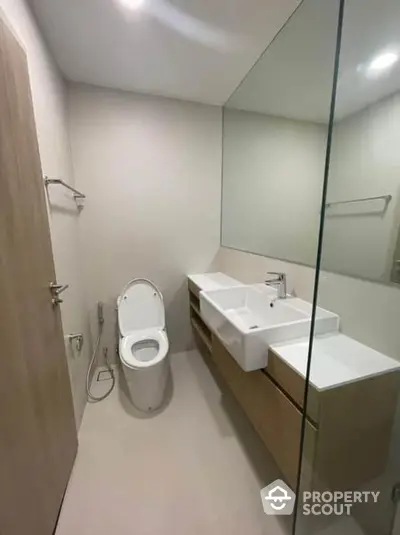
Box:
<box><xmin>118</xmin><ymin>278</ymin><xmax>165</xmax><ymax>335</ymax></box>
<box><xmin>120</xmin><ymin>328</ymin><xmax>169</xmax><ymax>369</ymax></box>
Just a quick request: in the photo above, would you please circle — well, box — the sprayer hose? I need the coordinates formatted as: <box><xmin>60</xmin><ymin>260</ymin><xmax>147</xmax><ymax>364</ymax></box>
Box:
<box><xmin>86</xmin><ymin>322</ymin><xmax>115</xmax><ymax>403</ymax></box>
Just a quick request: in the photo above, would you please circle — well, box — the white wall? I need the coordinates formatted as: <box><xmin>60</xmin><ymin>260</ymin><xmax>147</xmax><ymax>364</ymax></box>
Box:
<box><xmin>324</xmin><ymin>92</ymin><xmax>400</xmax><ymax>282</ymax></box>
<box><xmin>222</xmin><ymin>108</ymin><xmax>327</xmax><ymax>266</ymax></box>
<box><xmin>0</xmin><ymin>0</ymin><xmax>90</xmax><ymax>427</ymax></box>
<box><xmin>68</xmin><ymin>84</ymin><xmax>222</xmax><ymax>359</ymax></box>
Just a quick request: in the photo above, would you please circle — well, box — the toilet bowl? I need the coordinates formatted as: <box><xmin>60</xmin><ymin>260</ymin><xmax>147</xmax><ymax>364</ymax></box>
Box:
<box><xmin>117</xmin><ymin>279</ymin><xmax>169</xmax><ymax>411</ymax></box>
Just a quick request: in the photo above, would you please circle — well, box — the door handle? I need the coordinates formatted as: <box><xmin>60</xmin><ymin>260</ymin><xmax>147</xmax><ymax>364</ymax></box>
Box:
<box><xmin>49</xmin><ymin>282</ymin><xmax>69</xmax><ymax>305</ymax></box>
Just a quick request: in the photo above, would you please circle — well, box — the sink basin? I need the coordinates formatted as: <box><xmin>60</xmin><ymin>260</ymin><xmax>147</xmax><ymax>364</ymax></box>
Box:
<box><xmin>200</xmin><ymin>284</ymin><xmax>339</xmax><ymax>371</ymax></box>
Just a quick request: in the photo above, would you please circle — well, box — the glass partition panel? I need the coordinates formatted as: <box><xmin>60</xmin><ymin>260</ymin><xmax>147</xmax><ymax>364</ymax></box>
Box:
<box><xmin>221</xmin><ymin>1</ymin><xmax>342</xmax><ymax>534</ymax></box>
<box><xmin>296</xmin><ymin>1</ymin><xmax>400</xmax><ymax>534</ymax></box>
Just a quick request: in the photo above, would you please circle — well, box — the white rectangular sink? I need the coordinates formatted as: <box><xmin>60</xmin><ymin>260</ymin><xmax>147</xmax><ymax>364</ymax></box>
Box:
<box><xmin>200</xmin><ymin>284</ymin><xmax>339</xmax><ymax>371</ymax></box>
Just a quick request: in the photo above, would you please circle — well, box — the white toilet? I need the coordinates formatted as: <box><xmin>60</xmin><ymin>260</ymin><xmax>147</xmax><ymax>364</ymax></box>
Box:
<box><xmin>117</xmin><ymin>278</ymin><xmax>169</xmax><ymax>412</ymax></box>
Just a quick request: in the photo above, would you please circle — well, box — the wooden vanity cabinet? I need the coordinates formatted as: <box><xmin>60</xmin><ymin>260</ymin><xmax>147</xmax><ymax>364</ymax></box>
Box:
<box><xmin>212</xmin><ymin>335</ymin><xmax>316</xmax><ymax>488</ymax></box>
<box><xmin>188</xmin><ymin>279</ymin><xmax>400</xmax><ymax>492</ymax></box>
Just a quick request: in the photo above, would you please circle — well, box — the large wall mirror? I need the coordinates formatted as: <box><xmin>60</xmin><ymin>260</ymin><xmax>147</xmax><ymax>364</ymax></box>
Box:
<box><xmin>221</xmin><ymin>0</ymin><xmax>400</xmax><ymax>285</ymax></box>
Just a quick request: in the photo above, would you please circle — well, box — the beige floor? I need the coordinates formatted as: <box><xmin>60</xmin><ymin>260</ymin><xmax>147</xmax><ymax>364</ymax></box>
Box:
<box><xmin>55</xmin><ymin>350</ymin><xmax>293</xmax><ymax>535</ymax></box>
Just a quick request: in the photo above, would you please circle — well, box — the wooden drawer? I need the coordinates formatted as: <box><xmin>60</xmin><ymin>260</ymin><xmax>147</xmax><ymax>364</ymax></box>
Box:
<box><xmin>213</xmin><ymin>336</ymin><xmax>316</xmax><ymax>488</ymax></box>
<box><xmin>267</xmin><ymin>349</ymin><xmax>320</xmax><ymax>423</ymax></box>
<box><xmin>313</xmin><ymin>372</ymin><xmax>400</xmax><ymax>491</ymax></box>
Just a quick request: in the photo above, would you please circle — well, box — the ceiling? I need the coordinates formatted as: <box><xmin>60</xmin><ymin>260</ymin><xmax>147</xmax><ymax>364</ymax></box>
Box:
<box><xmin>227</xmin><ymin>0</ymin><xmax>400</xmax><ymax>123</ymax></box>
<box><xmin>27</xmin><ymin>0</ymin><xmax>300</xmax><ymax>105</ymax></box>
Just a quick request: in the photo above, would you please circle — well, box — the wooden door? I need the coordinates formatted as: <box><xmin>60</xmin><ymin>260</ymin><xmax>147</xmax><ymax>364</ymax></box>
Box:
<box><xmin>0</xmin><ymin>16</ymin><xmax>77</xmax><ymax>535</ymax></box>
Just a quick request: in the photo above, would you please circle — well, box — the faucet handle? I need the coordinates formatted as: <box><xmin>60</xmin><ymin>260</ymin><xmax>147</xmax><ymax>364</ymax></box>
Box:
<box><xmin>265</xmin><ymin>272</ymin><xmax>287</xmax><ymax>299</ymax></box>
<box><xmin>267</xmin><ymin>271</ymin><xmax>285</xmax><ymax>279</ymax></box>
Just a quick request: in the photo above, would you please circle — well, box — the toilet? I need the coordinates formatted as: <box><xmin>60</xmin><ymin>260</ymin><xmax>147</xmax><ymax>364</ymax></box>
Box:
<box><xmin>117</xmin><ymin>278</ymin><xmax>169</xmax><ymax>411</ymax></box>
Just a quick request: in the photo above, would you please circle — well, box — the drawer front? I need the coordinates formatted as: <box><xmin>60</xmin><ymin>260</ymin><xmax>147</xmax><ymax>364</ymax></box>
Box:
<box><xmin>213</xmin><ymin>336</ymin><xmax>316</xmax><ymax>489</ymax></box>
<box><xmin>267</xmin><ymin>350</ymin><xmax>320</xmax><ymax>423</ymax></box>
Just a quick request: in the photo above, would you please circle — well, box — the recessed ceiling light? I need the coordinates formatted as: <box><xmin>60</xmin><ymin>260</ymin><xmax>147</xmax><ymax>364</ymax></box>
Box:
<box><xmin>367</xmin><ymin>52</ymin><xmax>398</xmax><ymax>73</ymax></box>
<box><xmin>118</xmin><ymin>0</ymin><xmax>146</xmax><ymax>11</ymax></box>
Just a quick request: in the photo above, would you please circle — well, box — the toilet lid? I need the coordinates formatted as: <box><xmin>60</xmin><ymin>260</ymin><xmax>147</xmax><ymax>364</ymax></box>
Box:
<box><xmin>118</xmin><ymin>279</ymin><xmax>165</xmax><ymax>336</ymax></box>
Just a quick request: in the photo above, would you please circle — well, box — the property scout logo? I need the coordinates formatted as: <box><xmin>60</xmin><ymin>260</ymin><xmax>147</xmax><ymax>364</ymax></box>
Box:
<box><xmin>260</xmin><ymin>480</ymin><xmax>380</xmax><ymax>516</ymax></box>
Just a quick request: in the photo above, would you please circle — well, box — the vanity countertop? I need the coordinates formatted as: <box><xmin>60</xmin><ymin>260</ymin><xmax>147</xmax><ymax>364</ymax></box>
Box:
<box><xmin>188</xmin><ymin>272</ymin><xmax>243</xmax><ymax>292</ymax></box>
<box><xmin>270</xmin><ymin>333</ymin><xmax>400</xmax><ymax>391</ymax></box>
<box><xmin>188</xmin><ymin>272</ymin><xmax>400</xmax><ymax>389</ymax></box>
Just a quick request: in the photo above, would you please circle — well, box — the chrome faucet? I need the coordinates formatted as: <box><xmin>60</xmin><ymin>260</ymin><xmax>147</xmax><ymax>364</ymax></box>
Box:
<box><xmin>265</xmin><ymin>272</ymin><xmax>287</xmax><ymax>299</ymax></box>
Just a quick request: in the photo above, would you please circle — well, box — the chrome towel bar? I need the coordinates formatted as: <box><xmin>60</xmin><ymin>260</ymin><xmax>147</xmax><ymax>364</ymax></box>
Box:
<box><xmin>44</xmin><ymin>176</ymin><xmax>86</xmax><ymax>200</ymax></box>
<box><xmin>326</xmin><ymin>194</ymin><xmax>392</xmax><ymax>208</ymax></box>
